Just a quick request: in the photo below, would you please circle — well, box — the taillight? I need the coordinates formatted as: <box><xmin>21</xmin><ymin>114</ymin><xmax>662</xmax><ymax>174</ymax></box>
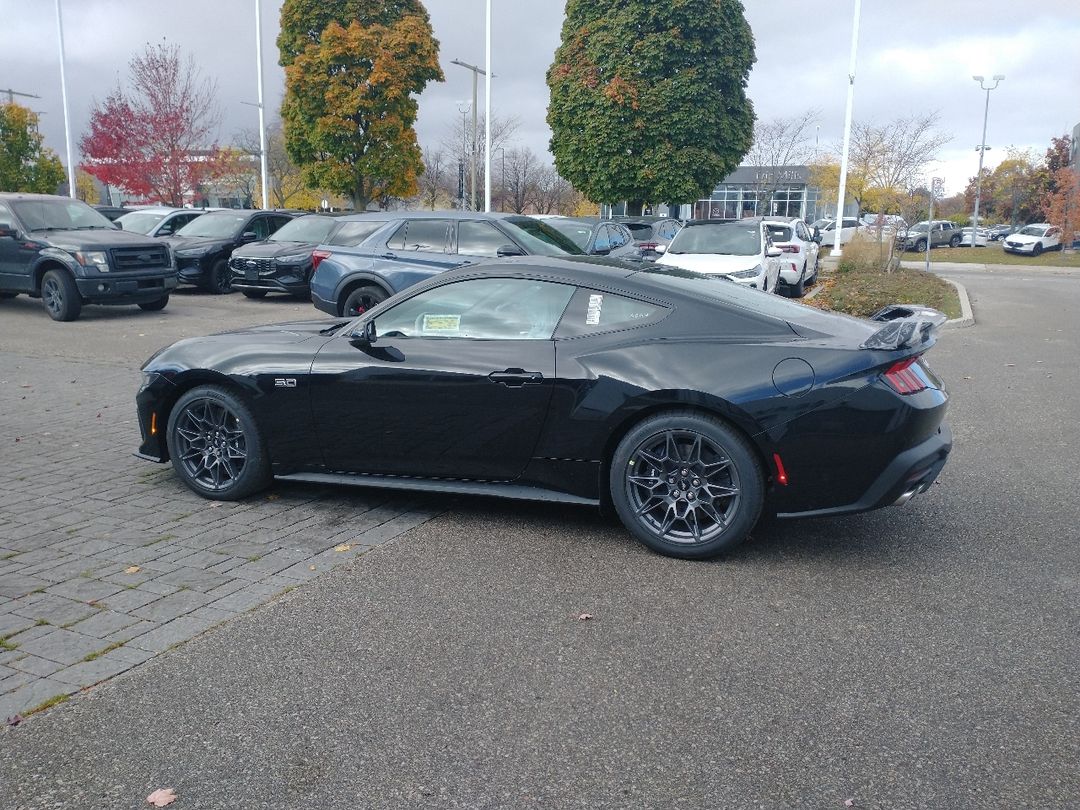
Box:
<box><xmin>311</xmin><ymin>249</ymin><xmax>332</xmax><ymax>271</ymax></box>
<box><xmin>638</xmin><ymin>242</ymin><xmax>659</xmax><ymax>251</ymax></box>
<box><xmin>883</xmin><ymin>356</ymin><xmax>928</xmax><ymax>395</ymax></box>
<box><xmin>778</xmin><ymin>245</ymin><xmax>799</xmax><ymax>253</ymax></box>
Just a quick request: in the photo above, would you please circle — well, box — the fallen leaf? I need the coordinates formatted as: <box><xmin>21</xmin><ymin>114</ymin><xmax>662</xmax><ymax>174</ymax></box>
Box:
<box><xmin>333</xmin><ymin>544</ymin><xmax>352</xmax><ymax>552</ymax></box>
<box><xmin>577</xmin><ymin>613</ymin><xmax>593</xmax><ymax>621</ymax></box>
<box><xmin>266</xmin><ymin>493</ymin><xmax>280</xmax><ymax>501</ymax></box>
<box><xmin>845</xmin><ymin>801</ymin><xmax>854</xmax><ymax>808</ymax></box>
<box><xmin>146</xmin><ymin>788</ymin><xmax>177</xmax><ymax>807</ymax></box>
<box><xmin>6</xmin><ymin>714</ymin><xmax>23</xmax><ymax>727</ymax></box>
<box><xmin>308</xmin><ymin>565</ymin><xmax>316</xmax><ymax>571</ymax></box>
<box><xmin>124</xmin><ymin>566</ymin><xmax>141</xmax><ymax>574</ymax></box>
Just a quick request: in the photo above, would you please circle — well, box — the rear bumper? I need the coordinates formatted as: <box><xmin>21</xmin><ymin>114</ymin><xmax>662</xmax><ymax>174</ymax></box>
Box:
<box><xmin>312</xmin><ymin>289</ymin><xmax>337</xmax><ymax>316</ymax></box>
<box><xmin>777</xmin><ymin>422</ymin><xmax>952</xmax><ymax>519</ymax></box>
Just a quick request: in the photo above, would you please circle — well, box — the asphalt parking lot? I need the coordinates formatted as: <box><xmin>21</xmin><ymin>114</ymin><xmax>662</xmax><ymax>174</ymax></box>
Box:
<box><xmin>1</xmin><ymin>270</ymin><xmax>1078</xmax><ymax>808</ymax></box>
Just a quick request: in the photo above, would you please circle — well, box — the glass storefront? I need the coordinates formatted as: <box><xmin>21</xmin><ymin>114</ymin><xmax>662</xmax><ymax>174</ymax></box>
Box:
<box><xmin>693</xmin><ymin>167</ymin><xmax>823</xmax><ymax>222</ymax></box>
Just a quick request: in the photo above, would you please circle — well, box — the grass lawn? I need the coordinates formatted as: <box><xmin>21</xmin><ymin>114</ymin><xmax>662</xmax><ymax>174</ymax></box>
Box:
<box><xmin>897</xmin><ymin>243</ymin><xmax>1080</xmax><ymax>267</ymax></box>
<box><xmin>808</xmin><ymin>265</ymin><xmax>962</xmax><ymax>320</ymax></box>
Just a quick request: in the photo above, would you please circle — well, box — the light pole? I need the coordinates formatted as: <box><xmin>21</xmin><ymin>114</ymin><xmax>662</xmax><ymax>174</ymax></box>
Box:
<box><xmin>971</xmin><ymin>74</ymin><xmax>1004</xmax><ymax>239</ymax></box>
<box><xmin>456</xmin><ymin>101</ymin><xmax>471</xmax><ymax>210</ymax></box>
<box><xmin>54</xmin><ymin>0</ymin><xmax>75</xmax><ymax>199</ymax></box>
<box><xmin>484</xmin><ymin>0</ymin><xmax>492</xmax><ymax>212</ymax></box>
<box><xmin>494</xmin><ymin>146</ymin><xmax>506</xmax><ymax>212</ymax></box>
<box><xmin>831</xmin><ymin>0</ymin><xmax>862</xmax><ymax>257</ymax></box>
<box><xmin>254</xmin><ymin>0</ymin><xmax>269</xmax><ymax>211</ymax></box>
<box><xmin>450</xmin><ymin>59</ymin><xmax>492</xmax><ymax>212</ymax></box>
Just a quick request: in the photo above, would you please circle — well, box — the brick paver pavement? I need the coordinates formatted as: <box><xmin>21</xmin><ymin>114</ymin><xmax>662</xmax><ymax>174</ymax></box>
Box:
<box><xmin>0</xmin><ymin>349</ymin><xmax>439</xmax><ymax>719</ymax></box>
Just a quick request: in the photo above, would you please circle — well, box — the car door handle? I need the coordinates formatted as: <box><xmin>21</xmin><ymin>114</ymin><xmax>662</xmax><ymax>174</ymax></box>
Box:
<box><xmin>488</xmin><ymin>369</ymin><xmax>544</xmax><ymax>387</ymax></box>
<box><xmin>382</xmin><ymin>252</ymin><xmax>397</xmax><ymax>260</ymax></box>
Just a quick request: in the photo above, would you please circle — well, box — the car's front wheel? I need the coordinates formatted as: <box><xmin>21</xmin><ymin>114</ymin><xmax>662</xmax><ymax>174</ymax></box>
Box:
<box><xmin>206</xmin><ymin>260</ymin><xmax>232</xmax><ymax>294</ymax></box>
<box><xmin>138</xmin><ymin>295</ymin><xmax>169</xmax><ymax>312</ymax></box>
<box><xmin>1032</xmin><ymin>243</ymin><xmax>1043</xmax><ymax>256</ymax></box>
<box><xmin>342</xmin><ymin>284</ymin><xmax>388</xmax><ymax>317</ymax></box>
<box><xmin>610</xmin><ymin>412</ymin><xmax>764</xmax><ymax>560</ymax></box>
<box><xmin>914</xmin><ymin>238</ymin><xmax>927</xmax><ymax>252</ymax></box>
<box><xmin>41</xmin><ymin>269</ymin><xmax>82</xmax><ymax>321</ymax></box>
<box><xmin>166</xmin><ymin>386</ymin><xmax>271</xmax><ymax>501</ymax></box>
<box><xmin>949</xmin><ymin>234</ymin><xmax>962</xmax><ymax>248</ymax></box>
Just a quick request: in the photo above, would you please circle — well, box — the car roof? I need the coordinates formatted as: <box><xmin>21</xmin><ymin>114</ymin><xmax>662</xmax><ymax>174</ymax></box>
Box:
<box><xmin>334</xmin><ymin>210</ymin><xmax>521</xmax><ymax>223</ymax></box>
<box><xmin>121</xmin><ymin>207</ymin><xmax>191</xmax><ymax>214</ymax></box>
<box><xmin>0</xmin><ymin>192</ymin><xmax>81</xmax><ymax>201</ymax></box>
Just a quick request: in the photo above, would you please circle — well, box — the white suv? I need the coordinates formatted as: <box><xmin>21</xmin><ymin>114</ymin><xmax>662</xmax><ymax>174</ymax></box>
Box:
<box><xmin>762</xmin><ymin>217</ymin><xmax>820</xmax><ymax>298</ymax></box>
<box><xmin>656</xmin><ymin>218</ymin><xmax>782</xmax><ymax>293</ymax></box>
<box><xmin>1003</xmin><ymin>224</ymin><xmax>1063</xmax><ymax>256</ymax></box>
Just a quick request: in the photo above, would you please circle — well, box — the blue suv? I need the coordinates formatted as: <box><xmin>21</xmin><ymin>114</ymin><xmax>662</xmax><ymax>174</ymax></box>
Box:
<box><xmin>309</xmin><ymin>212</ymin><xmax>584</xmax><ymax>317</ymax></box>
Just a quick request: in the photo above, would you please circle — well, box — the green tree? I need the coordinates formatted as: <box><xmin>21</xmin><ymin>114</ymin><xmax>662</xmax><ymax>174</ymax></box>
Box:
<box><xmin>278</xmin><ymin>0</ymin><xmax>443</xmax><ymax>209</ymax></box>
<box><xmin>547</xmin><ymin>0</ymin><xmax>755</xmax><ymax>216</ymax></box>
<box><xmin>0</xmin><ymin>103</ymin><xmax>65</xmax><ymax>194</ymax></box>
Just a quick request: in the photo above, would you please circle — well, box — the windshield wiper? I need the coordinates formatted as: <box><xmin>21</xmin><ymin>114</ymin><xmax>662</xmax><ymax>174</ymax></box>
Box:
<box><xmin>319</xmin><ymin>321</ymin><xmax>351</xmax><ymax>335</ymax></box>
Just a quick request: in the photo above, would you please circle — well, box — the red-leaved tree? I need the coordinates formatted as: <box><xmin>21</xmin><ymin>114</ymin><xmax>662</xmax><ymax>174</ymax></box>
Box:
<box><xmin>80</xmin><ymin>42</ymin><xmax>224</xmax><ymax>205</ymax></box>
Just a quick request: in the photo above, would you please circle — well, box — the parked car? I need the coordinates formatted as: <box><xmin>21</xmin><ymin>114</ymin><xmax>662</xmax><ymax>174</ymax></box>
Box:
<box><xmin>1002</xmin><ymin>224</ymin><xmax>1063</xmax><ymax>256</ymax></box>
<box><xmin>987</xmin><ymin>224</ymin><xmax>1013</xmax><ymax>241</ymax></box>
<box><xmin>762</xmin><ymin>216</ymin><xmax>820</xmax><ymax>297</ymax></box>
<box><xmin>896</xmin><ymin>220</ymin><xmax>963</xmax><ymax>252</ymax></box>
<box><xmin>93</xmin><ymin>204</ymin><xmax>134</xmax><ymax>221</ymax></box>
<box><xmin>613</xmin><ymin>216</ymin><xmax>684</xmax><ymax>258</ymax></box>
<box><xmin>135</xmin><ymin>256</ymin><xmax>952</xmax><ymax>560</ymax></box>
<box><xmin>228</xmin><ymin>213</ymin><xmax>364</xmax><ymax>299</ymax></box>
<box><xmin>542</xmin><ymin>217</ymin><xmax>643</xmax><ymax>260</ymax></box>
<box><xmin>654</xmin><ymin>218</ymin><xmax>782</xmax><ymax>293</ymax></box>
<box><xmin>0</xmin><ymin>193</ymin><xmax>176</xmax><ymax>321</ymax></box>
<box><xmin>165</xmin><ymin>210</ymin><xmax>298</xmax><ymax>293</ymax></box>
<box><xmin>310</xmin><ymin>212</ymin><xmax>584</xmax><ymax>317</ymax></box>
<box><xmin>812</xmin><ymin>217</ymin><xmax>862</xmax><ymax>247</ymax></box>
<box><xmin>958</xmin><ymin>227</ymin><xmax>989</xmax><ymax>247</ymax></box>
<box><xmin>116</xmin><ymin>207</ymin><xmax>206</xmax><ymax>238</ymax></box>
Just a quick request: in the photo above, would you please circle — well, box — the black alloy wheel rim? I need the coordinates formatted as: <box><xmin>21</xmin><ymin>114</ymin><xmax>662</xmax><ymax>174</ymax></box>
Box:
<box><xmin>625</xmin><ymin>429</ymin><xmax>741</xmax><ymax>545</ymax></box>
<box><xmin>346</xmin><ymin>292</ymin><xmax>381</xmax><ymax>317</ymax></box>
<box><xmin>42</xmin><ymin>277</ymin><xmax>63</xmax><ymax>316</ymax></box>
<box><xmin>214</xmin><ymin>268</ymin><xmax>231</xmax><ymax>294</ymax></box>
<box><xmin>174</xmin><ymin>398</ymin><xmax>248</xmax><ymax>492</ymax></box>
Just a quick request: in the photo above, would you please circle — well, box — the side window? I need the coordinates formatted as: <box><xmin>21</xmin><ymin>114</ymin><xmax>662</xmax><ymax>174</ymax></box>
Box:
<box><xmin>373</xmin><ymin>278</ymin><xmax>575</xmax><ymax>340</ymax></box>
<box><xmin>612</xmin><ymin>225</ymin><xmax>631</xmax><ymax>248</ymax></box>
<box><xmin>457</xmin><ymin>220</ymin><xmax>509</xmax><ymax>257</ymax></box>
<box><xmin>658</xmin><ymin>220</ymin><xmax>679</xmax><ymax>240</ymax></box>
<box><xmin>0</xmin><ymin>202</ymin><xmax>18</xmax><ymax>230</ymax></box>
<box><xmin>593</xmin><ymin>226</ymin><xmax>612</xmax><ymax>253</ymax></box>
<box><xmin>250</xmin><ymin>217</ymin><xmax>270</xmax><ymax>240</ymax></box>
<box><xmin>555</xmin><ymin>288</ymin><xmax>670</xmax><ymax>338</ymax></box>
<box><xmin>329</xmin><ymin>220</ymin><xmax>383</xmax><ymax>247</ymax></box>
<box><xmin>400</xmin><ymin>219</ymin><xmax>450</xmax><ymax>252</ymax></box>
<box><xmin>386</xmin><ymin>222</ymin><xmax>407</xmax><ymax>250</ymax></box>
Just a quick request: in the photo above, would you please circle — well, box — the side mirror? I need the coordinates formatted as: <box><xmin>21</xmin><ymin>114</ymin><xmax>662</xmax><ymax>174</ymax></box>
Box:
<box><xmin>766</xmin><ymin>247</ymin><xmax>783</xmax><ymax>258</ymax></box>
<box><xmin>0</xmin><ymin>225</ymin><xmax>18</xmax><ymax>239</ymax></box>
<box><xmin>240</xmin><ymin>231</ymin><xmax>258</xmax><ymax>242</ymax></box>
<box><xmin>592</xmin><ymin>246</ymin><xmax>611</xmax><ymax>256</ymax></box>
<box><xmin>496</xmin><ymin>244</ymin><xmax>525</xmax><ymax>257</ymax></box>
<box><xmin>349</xmin><ymin>319</ymin><xmax>377</xmax><ymax>348</ymax></box>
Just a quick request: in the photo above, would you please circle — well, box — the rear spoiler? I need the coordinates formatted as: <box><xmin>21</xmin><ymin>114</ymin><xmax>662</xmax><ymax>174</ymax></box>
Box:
<box><xmin>861</xmin><ymin>304</ymin><xmax>948</xmax><ymax>351</ymax></box>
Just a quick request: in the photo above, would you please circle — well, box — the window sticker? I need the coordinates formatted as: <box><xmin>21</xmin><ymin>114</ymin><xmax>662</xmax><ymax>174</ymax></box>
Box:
<box><xmin>421</xmin><ymin>314</ymin><xmax>461</xmax><ymax>335</ymax></box>
<box><xmin>586</xmin><ymin>294</ymin><xmax>603</xmax><ymax>325</ymax></box>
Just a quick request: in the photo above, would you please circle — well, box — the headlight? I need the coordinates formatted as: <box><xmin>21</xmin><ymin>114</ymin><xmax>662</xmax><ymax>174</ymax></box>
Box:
<box><xmin>276</xmin><ymin>254</ymin><xmax>309</xmax><ymax>266</ymax></box>
<box><xmin>730</xmin><ymin>266</ymin><xmax>762</xmax><ymax>279</ymax></box>
<box><xmin>138</xmin><ymin>371</ymin><xmax>159</xmax><ymax>392</ymax></box>
<box><xmin>174</xmin><ymin>247</ymin><xmax>209</xmax><ymax>258</ymax></box>
<box><xmin>75</xmin><ymin>251</ymin><xmax>110</xmax><ymax>271</ymax></box>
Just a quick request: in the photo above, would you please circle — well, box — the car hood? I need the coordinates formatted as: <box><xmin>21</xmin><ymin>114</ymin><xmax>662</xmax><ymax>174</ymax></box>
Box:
<box><xmin>165</xmin><ymin>236</ymin><xmax>232</xmax><ymax>252</ymax></box>
<box><xmin>655</xmin><ymin>253</ymin><xmax>760</xmax><ymax>274</ymax></box>
<box><xmin>38</xmin><ymin>228</ymin><xmax>164</xmax><ymax>251</ymax></box>
<box><xmin>1006</xmin><ymin>233</ymin><xmax>1041</xmax><ymax>244</ymax></box>
<box><xmin>142</xmin><ymin>319</ymin><xmax>341</xmax><ymax>372</ymax></box>
<box><xmin>231</xmin><ymin>241</ymin><xmax>315</xmax><ymax>260</ymax></box>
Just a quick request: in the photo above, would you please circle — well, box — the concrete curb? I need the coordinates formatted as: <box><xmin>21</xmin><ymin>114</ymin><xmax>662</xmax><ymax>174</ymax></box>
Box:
<box><xmin>941</xmin><ymin>277</ymin><xmax>975</xmax><ymax>329</ymax></box>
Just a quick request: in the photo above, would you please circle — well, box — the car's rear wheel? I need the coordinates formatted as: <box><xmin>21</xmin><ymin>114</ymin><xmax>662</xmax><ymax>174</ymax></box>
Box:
<box><xmin>1032</xmin><ymin>243</ymin><xmax>1043</xmax><ymax>256</ymax></box>
<box><xmin>166</xmin><ymin>386</ymin><xmax>270</xmax><ymax>501</ymax></box>
<box><xmin>610</xmin><ymin>412</ymin><xmax>764</xmax><ymax>560</ymax></box>
<box><xmin>242</xmin><ymin>290</ymin><xmax>268</xmax><ymax>299</ymax></box>
<box><xmin>789</xmin><ymin>263</ymin><xmax>807</xmax><ymax>298</ymax></box>
<box><xmin>41</xmin><ymin>269</ymin><xmax>82</xmax><ymax>321</ymax></box>
<box><xmin>342</xmin><ymin>284</ymin><xmax>387</xmax><ymax>317</ymax></box>
<box><xmin>138</xmin><ymin>295</ymin><xmax>169</xmax><ymax>311</ymax></box>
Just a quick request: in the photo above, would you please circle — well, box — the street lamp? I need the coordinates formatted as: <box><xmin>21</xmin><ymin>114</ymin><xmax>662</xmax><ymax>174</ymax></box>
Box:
<box><xmin>54</xmin><ymin>0</ymin><xmax>75</xmax><ymax>199</ymax></box>
<box><xmin>456</xmin><ymin>101</ymin><xmax>471</xmax><ymax>210</ymax></box>
<box><xmin>831</xmin><ymin>0</ymin><xmax>862</xmax><ymax>257</ymax></box>
<box><xmin>971</xmin><ymin>74</ymin><xmax>1004</xmax><ymax>239</ymax></box>
<box><xmin>450</xmin><ymin>59</ymin><xmax>493</xmax><ymax>212</ymax></box>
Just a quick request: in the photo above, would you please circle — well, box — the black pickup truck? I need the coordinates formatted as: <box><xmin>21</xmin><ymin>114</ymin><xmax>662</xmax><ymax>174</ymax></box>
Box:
<box><xmin>0</xmin><ymin>193</ymin><xmax>177</xmax><ymax>321</ymax></box>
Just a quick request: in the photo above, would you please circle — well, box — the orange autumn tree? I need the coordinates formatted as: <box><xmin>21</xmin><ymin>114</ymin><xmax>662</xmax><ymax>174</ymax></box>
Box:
<box><xmin>277</xmin><ymin>0</ymin><xmax>443</xmax><ymax>210</ymax></box>
<box><xmin>1044</xmin><ymin>166</ymin><xmax>1080</xmax><ymax>248</ymax></box>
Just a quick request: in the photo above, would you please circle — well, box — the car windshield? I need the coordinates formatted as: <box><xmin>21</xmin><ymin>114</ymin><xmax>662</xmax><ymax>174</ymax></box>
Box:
<box><xmin>115</xmin><ymin>211</ymin><xmax>168</xmax><ymax>235</ymax></box>
<box><xmin>270</xmin><ymin>216</ymin><xmax>337</xmax><ymax>243</ymax></box>
<box><xmin>176</xmin><ymin>212</ymin><xmax>247</xmax><ymax>239</ymax></box>
<box><xmin>502</xmin><ymin>216</ymin><xmax>584</xmax><ymax>256</ymax></box>
<box><xmin>1018</xmin><ymin>225</ymin><xmax>1047</xmax><ymax>236</ymax></box>
<box><xmin>811</xmin><ymin>219</ymin><xmax>832</xmax><ymax>230</ymax></box>
<box><xmin>11</xmin><ymin>199</ymin><xmax>115</xmax><ymax>231</ymax></box>
<box><xmin>667</xmin><ymin>223</ymin><xmax>761</xmax><ymax>256</ymax></box>
<box><xmin>544</xmin><ymin>220</ymin><xmax>594</xmax><ymax>250</ymax></box>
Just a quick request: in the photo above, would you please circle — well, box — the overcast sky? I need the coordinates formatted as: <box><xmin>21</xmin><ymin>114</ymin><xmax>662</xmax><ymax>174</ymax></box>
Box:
<box><xmin>2</xmin><ymin>0</ymin><xmax>1078</xmax><ymax>197</ymax></box>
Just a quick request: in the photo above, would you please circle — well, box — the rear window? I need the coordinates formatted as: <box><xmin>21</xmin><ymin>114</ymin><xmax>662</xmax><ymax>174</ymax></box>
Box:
<box><xmin>622</xmin><ymin>222</ymin><xmax>655</xmax><ymax>240</ymax></box>
<box><xmin>555</xmin><ymin>288</ymin><xmax>669</xmax><ymax>338</ymax></box>
<box><xmin>765</xmin><ymin>224</ymin><xmax>793</xmax><ymax>242</ymax></box>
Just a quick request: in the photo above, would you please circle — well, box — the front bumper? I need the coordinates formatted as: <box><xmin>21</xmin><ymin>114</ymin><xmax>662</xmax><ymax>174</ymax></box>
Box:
<box><xmin>230</xmin><ymin>265</ymin><xmax>310</xmax><ymax>296</ymax></box>
<box><xmin>176</xmin><ymin>258</ymin><xmax>209</xmax><ymax>285</ymax></box>
<box><xmin>75</xmin><ymin>273</ymin><xmax>177</xmax><ymax>303</ymax></box>
<box><xmin>1002</xmin><ymin>242</ymin><xmax>1034</xmax><ymax>253</ymax></box>
<box><xmin>777</xmin><ymin>422</ymin><xmax>952</xmax><ymax>519</ymax></box>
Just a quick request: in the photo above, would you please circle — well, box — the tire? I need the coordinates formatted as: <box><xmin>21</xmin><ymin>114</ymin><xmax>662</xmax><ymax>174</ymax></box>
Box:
<box><xmin>788</xmin><ymin>263</ymin><xmax>807</xmax><ymax>298</ymax></box>
<box><xmin>138</xmin><ymin>294</ymin><xmax>169</xmax><ymax>312</ymax></box>
<box><xmin>41</xmin><ymin>269</ymin><xmax>82</xmax><ymax>322</ymax></box>
<box><xmin>1032</xmin><ymin>243</ymin><xmax>1043</xmax><ymax>256</ymax></box>
<box><xmin>341</xmin><ymin>284</ymin><xmax>388</xmax><ymax>317</ymax></box>
<box><xmin>914</xmin><ymin>239</ymin><xmax>927</xmax><ymax>252</ymax></box>
<box><xmin>949</xmin><ymin>234</ymin><xmax>961</xmax><ymax>248</ymax></box>
<box><xmin>205</xmin><ymin>259</ymin><xmax>232</xmax><ymax>294</ymax></box>
<box><xmin>609</xmin><ymin>411</ymin><xmax>764</xmax><ymax>560</ymax></box>
<box><xmin>166</xmin><ymin>385</ymin><xmax>271</xmax><ymax>501</ymax></box>
<box><xmin>242</xmin><ymin>290</ymin><xmax>268</xmax><ymax>299</ymax></box>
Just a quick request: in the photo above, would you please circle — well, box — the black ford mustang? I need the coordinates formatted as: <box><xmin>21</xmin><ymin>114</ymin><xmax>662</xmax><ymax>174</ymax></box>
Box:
<box><xmin>135</xmin><ymin>257</ymin><xmax>951</xmax><ymax>559</ymax></box>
